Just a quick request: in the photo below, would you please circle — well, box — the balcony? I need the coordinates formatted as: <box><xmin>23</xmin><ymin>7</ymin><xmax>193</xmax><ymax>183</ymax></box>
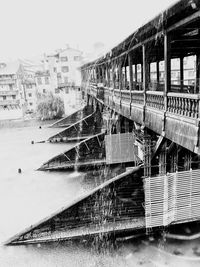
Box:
<box><xmin>0</xmin><ymin>90</ymin><xmax>18</xmax><ymax>96</ymax></box>
<box><xmin>0</xmin><ymin>79</ymin><xmax>16</xmax><ymax>85</ymax></box>
<box><xmin>0</xmin><ymin>100</ymin><xmax>20</xmax><ymax>106</ymax></box>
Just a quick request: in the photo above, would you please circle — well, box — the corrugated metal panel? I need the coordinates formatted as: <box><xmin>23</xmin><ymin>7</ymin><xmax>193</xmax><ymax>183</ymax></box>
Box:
<box><xmin>105</xmin><ymin>133</ymin><xmax>137</xmax><ymax>164</ymax></box>
<box><xmin>144</xmin><ymin>169</ymin><xmax>200</xmax><ymax>228</ymax></box>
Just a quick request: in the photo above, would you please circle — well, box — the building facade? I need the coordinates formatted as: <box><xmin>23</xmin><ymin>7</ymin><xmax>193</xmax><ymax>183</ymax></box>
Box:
<box><xmin>0</xmin><ymin>62</ymin><xmax>23</xmax><ymax>120</ymax></box>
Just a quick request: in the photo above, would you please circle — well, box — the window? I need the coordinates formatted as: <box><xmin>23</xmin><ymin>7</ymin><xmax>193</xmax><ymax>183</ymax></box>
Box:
<box><xmin>37</xmin><ymin>77</ymin><xmax>42</xmax><ymax>85</ymax></box>
<box><xmin>188</xmin><ymin>71</ymin><xmax>194</xmax><ymax>77</ymax></box>
<box><xmin>54</xmin><ymin>67</ymin><xmax>57</xmax><ymax>73</ymax></box>
<box><xmin>171</xmin><ymin>72</ymin><xmax>176</xmax><ymax>78</ymax></box>
<box><xmin>57</xmin><ymin>72</ymin><xmax>61</xmax><ymax>78</ymax></box>
<box><xmin>12</xmin><ymin>95</ymin><xmax>16</xmax><ymax>99</ymax></box>
<box><xmin>43</xmin><ymin>89</ymin><xmax>46</xmax><ymax>93</ymax></box>
<box><xmin>3</xmin><ymin>96</ymin><xmax>6</xmax><ymax>100</ymax></box>
<box><xmin>74</xmin><ymin>56</ymin><xmax>80</xmax><ymax>61</ymax></box>
<box><xmin>29</xmin><ymin>102</ymin><xmax>33</xmax><ymax>106</ymax></box>
<box><xmin>9</xmin><ymin>84</ymin><xmax>13</xmax><ymax>90</ymax></box>
<box><xmin>64</xmin><ymin>77</ymin><xmax>68</xmax><ymax>84</ymax></box>
<box><xmin>57</xmin><ymin>78</ymin><xmax>62</xmax><ymax>84</ymax></box>
<box><xmin>60</xmin><ymin>56</ymin><xmax>68</xmax><ymax>62</ymax></box>
<box><xmin>45</xmin><ymin>77</ymin><xmax>49</xmax><ymax>84</ymax></box>
<box><xmin>61</xmin><ymin>66</ymin><xmax>69</xmax><ymax>73</ymax></box>
<box><xmin>28</xmin><ymin>93</ymin><xmax>32</xmax><ymax>97</ymax></box>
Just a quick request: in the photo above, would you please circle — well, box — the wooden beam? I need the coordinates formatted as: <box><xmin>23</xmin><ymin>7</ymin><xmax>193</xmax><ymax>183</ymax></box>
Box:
<box><xmin>167</xmin><ymin>10</ymin><xmax>200</xmax><ymax>33</ymax></box>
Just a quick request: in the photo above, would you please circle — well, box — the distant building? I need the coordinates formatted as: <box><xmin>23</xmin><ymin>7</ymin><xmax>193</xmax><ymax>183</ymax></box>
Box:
<box><xmin>19</xmin><ymin>58</ymin><xmax>44</xmax><ymax>113</ymax></box>
<box><xmin>0</xmin><ymin>62</ymin><xmax>23</xmax><ymax>120</ymax></box>
<box><xmin>0</xmin><ymin>46</ymin><xmax>84</xmax><ymax>119</ymax></box>
<box><xmin>44</xmin><ymin>45</ymin><xmax>83</xmax><ymax>90</ymax></box>
<box><xmin>35</xmin><ymin>70</ymin><xmax>51</xmax><ymax>95</ymax></box>
<box><xmin>23</xmin><ymin>78</ymin><xmax>37</xmax><ymax>112</ymax></box>
<box><xmin>43</xmin><ymin>45</ymin><xmax>84</xmax><ymax>114</ymax></box>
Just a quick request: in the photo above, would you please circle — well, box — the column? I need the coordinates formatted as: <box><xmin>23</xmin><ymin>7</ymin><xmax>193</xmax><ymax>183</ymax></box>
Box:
<box><xmin>159</xmin><ymin>142</ymin><xmax>167</xmax><ymax>175</ymax></box>
<box><xmin>128</xmin><ymin>53</ymin><xmax>134</xmax><ymax>91</ymax></box>
<box><xmin>112</xmin><ymin>60</ymin><xmax>115</xmax><ymax>89</ymax></box>
<box><xmin>118</xmin><ymin>58</ymin><xmax>123</xmax><ymax>105</ymax></box>
<box><xmin>135</xmin><ymin>64</ymin><xmax>138</xmax><ymax>87</ymax></box>
<box><xmin>164</xmin><ymin>32</ymin><xmax>171</xmax><ymax>110</ymax></box>
<box><xmin>124</xmin><ymin>118</ymin><xmax>129</xmax><ymax>133</ymax></box>
<box><xmin>143</xmin><ymin>44</ymin><xmax>149</xmax><ymax>105</ymax></box>
<box><xmin>196</xmin><ymin>53</ymin><xmax>200</xmax><ymax>94</ymax></box>
<box><xmin>156</xmin><ymin>61</ymin><xmax>160</xmax><ymax>84</ymax></box>
<box><xmin>180</xmin><ymin>56</ymin><xmax>184</xmax><ymax>92</ymax></box>
<box><xmin>106</xmin><ymin>63</ymin><xmax>110</xmax><ymax>87</ymax></box>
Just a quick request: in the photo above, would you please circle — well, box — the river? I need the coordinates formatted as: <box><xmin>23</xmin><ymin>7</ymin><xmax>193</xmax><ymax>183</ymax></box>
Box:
<box><xmin>0</xmin><ymin>123</ymin><xmax>200</xmax><ymax>267</ymax></box>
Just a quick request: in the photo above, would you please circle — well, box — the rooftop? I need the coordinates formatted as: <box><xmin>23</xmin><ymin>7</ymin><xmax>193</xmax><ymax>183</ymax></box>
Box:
<box><xmin>81</xmin><ymin>0</ymin><xmax>200</xmax><ymax>69</ymax></box>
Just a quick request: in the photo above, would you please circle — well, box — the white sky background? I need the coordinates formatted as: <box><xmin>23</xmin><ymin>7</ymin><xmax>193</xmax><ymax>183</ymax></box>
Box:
<box><xmin>0</xmin><ymin>0</ymin><xmax>178</xmax><ymax>61</ymax></box>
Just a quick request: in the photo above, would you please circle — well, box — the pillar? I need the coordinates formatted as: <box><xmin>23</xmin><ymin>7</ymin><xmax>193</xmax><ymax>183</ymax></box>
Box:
<box><xmin>128</xmin><ymin>53</ymin><xmax>134</xmax><ymax>91</ymax></box>
<box><xmin>180</xmin><ymin>56</ymin><xmax>184</xmax><ymax>92</ymax></box>
<box><xmin>159</xmin><ymin>142</ymin><xmax>167</xmax><ymax>175</ymax></box>
<box><xmin>143</xmin><ymin>44</ymin><xmax>149</xmax><ymax>105</ymax></box>
<box><xmin>111</xmin><ymin>61</ymin><xmax>115</xmax><ymax>89</ymax></box>
<box><xmin>124</xmin><ymin>118</ymin><xmax>129</xmax><ymax>133</ymax></box>
<box><xmin>164</xmin><ymin>33</ymin><xmax>171</xmax><ymax>108</ymax></box>
<box><xmin>106</xmin><ymin>63</ymin><xmax>110</xmax><ymax>87</ymax></box>
<box><xmin>156</xmin><ymin>61</ymin><xmax>160</xmax><ymax>85</ymax></box>
<box><xmin>135</xmin><ymin>64</ymin><xmax>138</xmax><ymax>85</ymax></box>
<box><xmin>116</xmin><ymin>114</ymin><xmax>121</xmax><ymax>133</ymax></box>
<box><xmin>143</xmin><ymin>131</ymin><xmax>152</xmax><ymax>178</ymax></box>
<box><xmin>196</xmin><ymin>53</ymin><xmax>200</xmax><ymax>93</ymax></box>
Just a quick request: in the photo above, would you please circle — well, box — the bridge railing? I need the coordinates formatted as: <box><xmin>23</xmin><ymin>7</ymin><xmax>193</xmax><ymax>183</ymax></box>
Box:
<box><xmin>87</xmin><ymin>81</ymin><xmax>200</xmax><ymax>120</ymax></box>
<box><xmin>146</xmin><ymin>91</ymin><xmax>165</xmax><ymax>110</ymax></box>
<box><xmin>121</xmin><ymin>90</ymin><xmax>131</xmax><ymax>103</ymax></box>
<box><xmin>114</xmin><ymin>89</ymin><xmax>121</xmax><ymax>99</ymax></box>
<box><xmin>167</xmin><ymin>92</ymin><xmax>199</xmax><ymax>119</ymax></box>
<box><xmin>131</xmin><ymin>91</ymin><xmax>144</xmax><ymax>105</ymax></box>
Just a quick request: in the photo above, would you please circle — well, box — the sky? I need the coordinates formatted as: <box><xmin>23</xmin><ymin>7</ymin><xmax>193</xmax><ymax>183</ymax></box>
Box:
<box><xmin>0</xmin><ymin>0</ymin><xmax>178</xmax><ymax>61</ymax></box>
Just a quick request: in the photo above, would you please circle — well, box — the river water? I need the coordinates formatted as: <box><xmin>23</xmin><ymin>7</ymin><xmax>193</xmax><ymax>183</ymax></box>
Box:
<box><xmin>0</xmin><ymin>123</ymin><xmax>200</xmax><ymax>267</ymax></box>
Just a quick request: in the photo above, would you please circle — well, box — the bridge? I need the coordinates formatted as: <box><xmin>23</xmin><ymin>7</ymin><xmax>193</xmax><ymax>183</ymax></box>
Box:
<box><xmin>80</xmin><ymin>0</ymin><xmax>200</xmax><ymax>229</ymax></box>
<box><xmin>5</xmin><ymin>0</ymin><xmax>200</xmax><ymax>245</ymax></box>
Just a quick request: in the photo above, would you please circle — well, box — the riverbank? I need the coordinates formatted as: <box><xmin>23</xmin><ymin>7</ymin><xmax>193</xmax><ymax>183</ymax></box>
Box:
<box><xmin>0</xmin><ymin>117</ymin><xmax>58</xmax><ymax>129</ymax></box>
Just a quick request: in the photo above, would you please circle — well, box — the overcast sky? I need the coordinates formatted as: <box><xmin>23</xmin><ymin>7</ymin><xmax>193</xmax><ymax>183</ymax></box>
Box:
<box><xmin>1</xmin><ymin>0</ymin><xmax>178</xmax><ymax>61</ymax></box>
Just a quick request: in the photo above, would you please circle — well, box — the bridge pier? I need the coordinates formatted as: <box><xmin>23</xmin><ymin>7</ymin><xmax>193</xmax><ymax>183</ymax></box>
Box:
<box><xmin>159</xmin><ymin>142</ymin><xmax>167</xmax><ymax>176</ymax></box>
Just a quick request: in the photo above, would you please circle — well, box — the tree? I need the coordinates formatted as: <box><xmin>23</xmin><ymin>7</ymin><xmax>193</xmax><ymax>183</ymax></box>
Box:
<box><xmin>36</xmin><ymin>92</ymin><xmax>65</xmax><ymax>120</ymax></box>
